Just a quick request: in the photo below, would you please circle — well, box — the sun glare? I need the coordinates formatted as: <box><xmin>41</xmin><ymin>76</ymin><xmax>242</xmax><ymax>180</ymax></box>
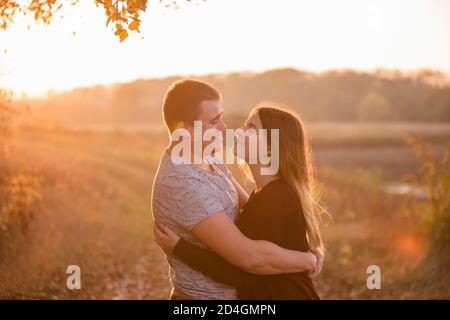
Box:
<box><xmin>0</xmin><ymin>0</ymin><xmax>449</xmax><ymax>97</ymax></box>
<box><xmin>395</xmin><ymin>234</ymin><xmax>425</xmax><ymax>258</ymax></box>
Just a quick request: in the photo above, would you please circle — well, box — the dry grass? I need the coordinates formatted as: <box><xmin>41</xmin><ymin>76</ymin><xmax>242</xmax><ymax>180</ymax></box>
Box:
<box><xmin>0</xmin><ymin>129</ymin><xmax>169</xmax><ymax>299</ymax></box>
<box><xmin>0</xmin><ymin>126</ymin><xmax>448</xmax><ymax>299</ymax></box>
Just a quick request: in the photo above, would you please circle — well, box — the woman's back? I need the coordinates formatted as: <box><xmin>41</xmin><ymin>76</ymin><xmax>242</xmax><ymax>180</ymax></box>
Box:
<box><xmin>236</xmin><ymin>179</ymin><xmax>319</xmax><ymax>300</ymax></box>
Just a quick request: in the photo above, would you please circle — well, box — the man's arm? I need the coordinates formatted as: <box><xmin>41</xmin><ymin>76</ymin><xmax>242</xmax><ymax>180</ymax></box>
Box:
<box><xmin>191</xmin><ymin>212</ymin><xmax>316</xmax><ymax>275</ymax></box>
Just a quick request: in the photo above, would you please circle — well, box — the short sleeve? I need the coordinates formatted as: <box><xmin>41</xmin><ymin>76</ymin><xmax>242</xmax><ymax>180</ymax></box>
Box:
<box><xmin>175</xmin><ymin>178</ymin><xmax>226</xmax><ymax>231</ymax></box>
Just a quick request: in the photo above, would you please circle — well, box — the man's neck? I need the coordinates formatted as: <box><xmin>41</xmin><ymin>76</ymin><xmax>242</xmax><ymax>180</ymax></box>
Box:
<box><xmin>166</xmin><ymin>141</ymin><xmax>213</xmax><ymax>172</ymax></box>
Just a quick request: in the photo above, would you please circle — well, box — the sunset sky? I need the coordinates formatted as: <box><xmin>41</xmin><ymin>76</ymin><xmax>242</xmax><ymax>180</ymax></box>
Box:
<box><xmin>0</xmin><ymin>0</ymin><xmax>449</xmax><ymax>97</ymax></box>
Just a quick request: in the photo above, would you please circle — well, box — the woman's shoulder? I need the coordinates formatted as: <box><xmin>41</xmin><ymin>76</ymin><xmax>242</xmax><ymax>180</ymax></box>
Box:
<box><xmin>261</xmin><ymin>179</ymin><xmax>298</xmax><ymax>198</ymax></box>
<box><xmin>252</xmin><ymin>179</ymin><xmax>301</xmax><ymax>214</ymax></box>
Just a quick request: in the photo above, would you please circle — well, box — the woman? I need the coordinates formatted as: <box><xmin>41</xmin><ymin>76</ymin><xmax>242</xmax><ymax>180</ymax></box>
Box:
<box><xmin>154</xmin><ymin>103</ymin><xmax>326</xmax><ymax>299</ymax></box>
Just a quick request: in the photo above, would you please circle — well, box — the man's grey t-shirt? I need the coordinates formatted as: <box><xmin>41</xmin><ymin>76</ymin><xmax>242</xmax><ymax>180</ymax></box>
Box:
<box><xmin>152</xmin><ymin>151</ymin><xmax>239</xmax><ymax>300</ymax></box>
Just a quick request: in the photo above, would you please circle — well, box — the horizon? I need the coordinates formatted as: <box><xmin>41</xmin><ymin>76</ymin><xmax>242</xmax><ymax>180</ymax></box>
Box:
<box><xmin>15</xmin><ymin>66</ymin><xmax>450</xmax><ymax>100</ymax></box>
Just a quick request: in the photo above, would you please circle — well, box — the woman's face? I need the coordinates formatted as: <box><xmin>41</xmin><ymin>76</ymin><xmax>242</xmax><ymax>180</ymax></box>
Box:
<box><xmin>233</xmin><ymin>111</ymin><xmax>264</xmax><ymax>161</ymax></box>
<box><xmin>243</xmin><ymin>111</ymin><xmax>263</xmax><ymax>131</ymax></box>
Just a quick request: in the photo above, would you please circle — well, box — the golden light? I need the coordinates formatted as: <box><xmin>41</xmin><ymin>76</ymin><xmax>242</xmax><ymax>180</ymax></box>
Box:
<box><xmin>0</xmin><ymin>0</ymin><xmax>449</xmax><ymax>97</ymax></box>
<box><xmin>395</xmin><ymin>234</ymin><xmax>425</xmax><ymax>258</ymax></box>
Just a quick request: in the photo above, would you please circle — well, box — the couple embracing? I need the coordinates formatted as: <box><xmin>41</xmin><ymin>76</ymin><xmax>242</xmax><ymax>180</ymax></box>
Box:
<box><xmin>152</xmin><ymin>79</ymin><xmax>326</xmax><ymax>300</ymax></box>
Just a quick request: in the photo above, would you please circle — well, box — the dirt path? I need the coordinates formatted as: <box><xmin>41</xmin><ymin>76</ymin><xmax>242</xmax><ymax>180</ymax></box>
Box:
<box><xmin>108</xmin><ymin>247</ymin><xmax>170</xmax><ymax>299</ymax></box>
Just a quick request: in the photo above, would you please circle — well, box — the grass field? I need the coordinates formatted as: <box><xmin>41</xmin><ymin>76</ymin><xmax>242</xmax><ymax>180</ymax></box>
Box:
<box><xmin>0</xmin><ymin>123</ymin><xmax>449</xmax><ymax>299</ymax></box>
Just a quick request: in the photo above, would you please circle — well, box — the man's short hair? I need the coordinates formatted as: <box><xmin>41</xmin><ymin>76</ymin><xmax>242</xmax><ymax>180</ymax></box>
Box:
<box><xmin>162</xmin><ymin>79</ymin><xmax>221</xmax><ymax>132</ymax></box>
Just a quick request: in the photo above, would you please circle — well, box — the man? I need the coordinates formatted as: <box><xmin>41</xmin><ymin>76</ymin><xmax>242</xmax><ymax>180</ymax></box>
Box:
<box><xmin>152</xmin><ymin>79</ymin><xmax>319</xmax><ymax>300</ymax></box>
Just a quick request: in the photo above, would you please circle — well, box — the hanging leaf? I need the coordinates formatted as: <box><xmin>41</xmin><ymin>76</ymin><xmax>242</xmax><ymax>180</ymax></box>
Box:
<box><xmin>128</xmin><ymin>20</ymin><xmax>139</xmax><ymax>31</ymax></box>
<box><xmin>0</xmin><ymin>0</ymin><xmax>205</xmax><ymax>42</ymax></box>
<box><xmin>114</xmin><ymin>28</ymin><xmax>128</xmax><ymax>42</ymax></box>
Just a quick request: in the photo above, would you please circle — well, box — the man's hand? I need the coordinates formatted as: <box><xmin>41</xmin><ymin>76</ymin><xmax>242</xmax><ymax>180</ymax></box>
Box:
<box><xmin>308</xmin><ymin>249</ymin><xmax>324</xmax><ymax>278</ymax></box>
<box><xmin>153</xmin><ymin>221</ymin><xmax>181</xmax><ymax>253</ymax></box>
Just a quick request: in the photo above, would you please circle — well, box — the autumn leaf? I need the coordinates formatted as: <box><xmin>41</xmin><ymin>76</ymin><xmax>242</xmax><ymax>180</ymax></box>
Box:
<box><xmin>128</xmin><ymin>20</ymin><xmax>140</xmax><ymax>31</ymax></box>
<box><xmin>115</xmin><ymin>28</ymin><xmax>128</xmax><ymax>42</ymax></box>
<box><xmin>0</xmin><ymin>0</ymin><xmax>203</xmax><ymax>42</ymax></box>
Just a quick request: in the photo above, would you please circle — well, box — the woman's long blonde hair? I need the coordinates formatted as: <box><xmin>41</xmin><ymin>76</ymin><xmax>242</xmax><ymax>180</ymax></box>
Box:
<box><xmin>253</xmin><ymin>102</ymin><xmax>327</xmax><ymax>255</ymax></box>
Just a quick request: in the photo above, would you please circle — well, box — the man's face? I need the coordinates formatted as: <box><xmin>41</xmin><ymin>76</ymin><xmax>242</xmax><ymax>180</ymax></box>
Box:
<box><xmin>197</xmin><ymin>99</ymin><xmax>226</xmax><ymax>132</ymax></box>
<box><xmin>187</xmin><ymin>99</ymin><xmax>226</xmax><ymax>156</ymax></box>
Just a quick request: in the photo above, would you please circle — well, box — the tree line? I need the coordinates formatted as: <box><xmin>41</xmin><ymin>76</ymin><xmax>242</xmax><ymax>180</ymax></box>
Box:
<box><xmin>25</xmin><ymin>68</ymin><xmax>450</xmax><ymax>127</ymax></box>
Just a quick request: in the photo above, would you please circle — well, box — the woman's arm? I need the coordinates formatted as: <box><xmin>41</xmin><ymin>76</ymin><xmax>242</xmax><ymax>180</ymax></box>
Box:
<box><xmin>154</xmin><ymin>220</ymin><xmax>322</xmax><ymax>278</ymax></box>
<box><xmin>191</xmin><ymin>212</ymin><xmax>316</xmax><ymax>274</ymax></box>
<box><xmin>154</xmin><ymin>222</ymin><xmax>250</xmax><ymax>286</ymax></box>
<box><xmin>173</xmin><ymin>238</ymin><xmax>251</xmax><ymax>287</ymax></box>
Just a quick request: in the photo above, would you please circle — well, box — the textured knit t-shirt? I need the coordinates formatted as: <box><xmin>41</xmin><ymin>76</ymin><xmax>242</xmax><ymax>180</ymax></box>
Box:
<box><xmin>151</xmin><ymin>150</ymin><xmax>239</xmax><ymax>300</ymax></box>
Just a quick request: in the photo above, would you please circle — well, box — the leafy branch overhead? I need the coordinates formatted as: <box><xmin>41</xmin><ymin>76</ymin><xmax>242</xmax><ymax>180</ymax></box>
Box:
<box><xmin>0</xmin><ymin>0</ymin><xmax>203</xmax><ymax>42</ymax></box>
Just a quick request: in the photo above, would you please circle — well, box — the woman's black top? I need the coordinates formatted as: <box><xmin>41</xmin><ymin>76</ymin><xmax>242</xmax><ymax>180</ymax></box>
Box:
<box><xmin>173</xmin><ymin>179</ymin><xmax>320</xmax><ymax>300</ymax></box>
